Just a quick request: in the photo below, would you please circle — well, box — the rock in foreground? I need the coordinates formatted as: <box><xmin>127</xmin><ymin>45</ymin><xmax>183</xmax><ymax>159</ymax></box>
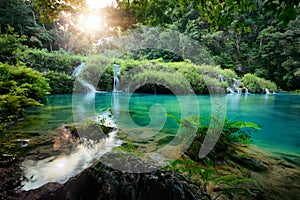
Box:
<box><xmin>8</xmin><ymin>153</ymin><xmax>208</xmax><ymax>200</ymax></box>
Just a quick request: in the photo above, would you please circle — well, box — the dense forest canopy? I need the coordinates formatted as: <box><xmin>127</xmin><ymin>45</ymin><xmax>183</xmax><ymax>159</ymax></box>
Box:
<box><xmin>0</xmin><ymin>0</ymin><xmax>299</xmax><ymax>129</ymax></box>
<box><xmin>0</xmin><ymin>0</ymin><xmax>299</xmax><ymax>90</ymax></box>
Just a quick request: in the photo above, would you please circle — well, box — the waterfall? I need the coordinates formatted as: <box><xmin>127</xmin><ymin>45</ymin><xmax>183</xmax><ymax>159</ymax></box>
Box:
<box><xmin>219</xmin><ymin>74</ymin><xmax>234</xmax><ymax>94</ymax></box>
<box><xmin>226</xmin><ymin>88</ymin><xmax>235</xmax><ymax>94</ymax></box>
<box><xmin>81</xmin><ymin>80</ymin><xmax>96</xmax><ymax>92</ymax></box>
<box><xmin>265</xmin><ymin>88</ymin><xmax>271</xmax><ymax>95</ymax></box>
<box><xmin>218</xmin><ymin>74</ymin><xmax>227</xmax><ymax>82</ymax></box>
<box><xmin>244</xmin><ymin>87</ymin><xmax>250</xmax><ymax>95</ymax></box>
<box><xmin>233</xmin><ymin>78</ymin><xmax>242</xmax><ymax>94</ymax></box>
<box><xmin>72</xmin><ymin>63</ymin><xmax>96</xmax><ymax>92</ymax></box>
<box><xmin>219</xmin><ymin>75</ymin><xmax>250</xmax><ymax>94</ymax></box>
<box><xmin>72</xmin><ymin>63</ymin><xmax>86</xmax><ymax>77</ymax></box>
<box><xmin>113</xmin><ymin>64</ymin><xmax>120</xmax><ymax>92</ymax></box>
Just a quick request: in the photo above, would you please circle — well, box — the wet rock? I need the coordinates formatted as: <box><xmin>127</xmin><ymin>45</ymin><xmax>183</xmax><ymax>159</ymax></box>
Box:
<box><xmin>230</xmin><ymin>154</ymin><xmax>268</xmax><ymax>172</ymax></box>
<box><xmin>157</xmin><ymin>136</ymin><xmax>174</xmax><ymax>146</ymax></box>
<box><xmin>11</xmin><ymin>153</ymin><xmax>208</xmax><ymax>200</ymax></box>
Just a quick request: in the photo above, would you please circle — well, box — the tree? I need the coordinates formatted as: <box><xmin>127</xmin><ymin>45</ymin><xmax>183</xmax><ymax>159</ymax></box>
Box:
<box><xmin>28</xmin><ymin>0</ymin><xmax>86</xmax><ymax>23</ymax></box>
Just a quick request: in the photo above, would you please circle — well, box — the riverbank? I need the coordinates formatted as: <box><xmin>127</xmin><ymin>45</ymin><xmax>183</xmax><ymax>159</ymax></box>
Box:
<box><xmin>1</xmin><ymin>121</ymin><xmax>299</xmax><ymax>200</ymax></box>
<box><xmin>213</xmin><ymin>145</ymin><xmax>300</xmax><ymax>199</ymax></box>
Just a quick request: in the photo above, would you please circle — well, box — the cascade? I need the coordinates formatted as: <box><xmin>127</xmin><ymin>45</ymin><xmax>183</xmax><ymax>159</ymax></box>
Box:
<box><xmin>244</xmin><ymin>87</ymin><xmax>250</xmax><ymax>95</ymax></box>
<box><xmin>226</xmin><ymin>88</ymin><xmax>235</xmax><ymax>94</ymax></box>
<box><xmin>265</xmin><ymin>88</ymin><xmax>271</xmax><ymax>95</ymax></box>
<box><xmin>81</xmin><ymin>80</ymin><xmax>96</xmax><ymax>93</ymax></box>
<box><xmin>218</xmin><ymin>74</ymin><xmax>227</xmax><ymax>82</ymax></box>
<box><xmin>219</xmin><ymin>74</ymin><xmax>235</xmax><ymax>94</ymax></box>
<box><xmin>233</xmin><ymin>78</ymin><xmax>242</xmax><ymax>94</ymax></box>
<box><xmin>72</xmin><ymin>63</ymin><xmax>85</xmax><ymax>77</ymax></box>
<box><xmin>72</xmin><ymin>63</ymin><xmax>96</xmax><ymax>92</ymax></box>
<box><xmin>113</xmin><ymin>64</ymin><xmax>121</xmax><ymax>92</ymax></box>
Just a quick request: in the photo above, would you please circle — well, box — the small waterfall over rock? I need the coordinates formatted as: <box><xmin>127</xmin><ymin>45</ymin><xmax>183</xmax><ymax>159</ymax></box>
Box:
<box><xmin>244</xmin><ymin>87</ymin><xmax>250</xmax><ymax>95</ymax></box>
<box><xmin>265</xmin><ymin>88</ymin><xmax>271</xmax><ymax>95</ymax></box>
<box><xmin>219</xmin><ymin>75</ymin><xmax>234</xmax><ymax>94</ymax></box>
<box><xmin>233</xmin><ymin>78</ymin><xmax>242</xmax><ymax>94</ymax></box>
<box><xmin>72</xmin><ymin>63</ymin><xmax>85</xmax><ymax>77</ymax></box>
<box><xmin>113</xmin><ymin>64</ymin><xmax>120</xmax><ymax>92</ymax></box>
<box><xmin>218</xmin><ymin>74</ymin><xmax>227</xmax><ymax>82</ymax></box>
<box><xmin>226</xmin><ymin>88</ymin><xmax>235</xmax><ymax>94</ymax></box>
<box><xmin>218</xmin><ymin>74</ymin><xmax>250</xmax><ymax>94</ymax></box>
<box><xmin>72</xmin><ymin>63</ymin><xmax>96</xmax><ymax>92</ymax></box>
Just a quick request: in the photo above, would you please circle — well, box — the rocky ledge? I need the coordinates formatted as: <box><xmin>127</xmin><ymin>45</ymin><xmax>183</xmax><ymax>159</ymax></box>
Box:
<box><xmin>2</xmin><ymin>152</ymin><xmax>208</xmax><ymax>200</ymax></box>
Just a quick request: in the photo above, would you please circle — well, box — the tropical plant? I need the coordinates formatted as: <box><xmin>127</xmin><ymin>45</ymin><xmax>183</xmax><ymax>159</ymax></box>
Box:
<box><xmin>43</xmin><ymin>71</ymin><xmax>75</xmax><ymax>94</ymax></box>
<box><xmin>164</xmin><ymin>157</ymin><xmax>257</xmax><ymax>199</ymax></box>
<box><xmin>0</xmin><ymin>63</ymin><xmax>49</xmax><ymax>131</ymax></box>
<box><xmin>184</xmin><ymin>116</ymin><xmax>261</xmax><ymax>162</ymax></box>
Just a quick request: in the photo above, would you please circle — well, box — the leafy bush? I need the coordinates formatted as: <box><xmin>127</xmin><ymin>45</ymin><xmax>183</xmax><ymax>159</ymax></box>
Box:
<box><xmin>186</xmin><ymin>117</ymin><xmax>261</xmax><ymax>162</ymax></box>
<box><xmin>120</xmin><ymin>61</ymin><xmax>193</xmax><ymax>94</ymax></box>
<box><xmin>15</xmin><ymin>48</ymin><xmax>86</xmax><ymax>74</ymax></box>
<box><xmin>0</xmin><ymin>28</ymin><xmax>27</xmax><ymax>64</ymax></box>
<box><xmin>130</xmin><ymin>48</ymin><xmax>184</xmax><ymax>62</ymax></box>
<box><xmin>43</xmin><ymin>71</ymin><xmax>75</xmax><ymax>94</ymax></box>
<box><xmin>119</xmin><ymin>59</ymin><xmax>224</xmax><ymax>94</ymax></box>
<box><xmin>0</xmin><ymin>63</ymin><xmax>49</xmax><ymax>130</ymax></box>
<box><xmin>242</xmin><ymin>73</ymin><xmax>277</xmax><ymax>93</ymax></box>
<box><xmin>164</xmin><ymin>157</ymin><xmax>257</xmax><ymax>199</ymax></box>
<box><xmin>77</xmin><ymin>57</ymin><xmax>276</xmax><ymax>94</ymax></box>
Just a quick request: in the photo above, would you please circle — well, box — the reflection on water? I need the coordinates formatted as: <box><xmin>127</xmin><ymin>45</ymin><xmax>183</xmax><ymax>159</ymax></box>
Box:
<box><xmin>225</xmin><ymin>93</ymin><xmax>300</xmax><ymax>154</ymax></box>
<box><xmin>21</xmin><ymin>130</ymin><xmax>122</xmax><ymax>191</ymax></box>
<box><xmin>7</xmin><ymin>93</ymin><xmax>300</xmax><ymax>190</ymax></box>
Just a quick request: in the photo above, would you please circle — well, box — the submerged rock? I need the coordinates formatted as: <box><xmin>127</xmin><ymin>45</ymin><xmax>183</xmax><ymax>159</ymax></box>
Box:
<box><xmin>8</xmin><ymin>152</ymin><xmax>208</xmax><ymax>200</ymax></box>
<box><xmin>230</xmin><ymin>154</ymin><xmax>268</xmax><ymax>172</ymax></box>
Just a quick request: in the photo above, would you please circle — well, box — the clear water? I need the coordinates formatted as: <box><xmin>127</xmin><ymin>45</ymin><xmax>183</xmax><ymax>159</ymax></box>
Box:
<box><xmin>16</xmin><ymin>92</ymin><xmax>300</xmax><ymax>155</ymax></box>
<box><xmin>8</xmin><ymin>92</ymin><xmax>300</xmax><ymax>190</ymax></box>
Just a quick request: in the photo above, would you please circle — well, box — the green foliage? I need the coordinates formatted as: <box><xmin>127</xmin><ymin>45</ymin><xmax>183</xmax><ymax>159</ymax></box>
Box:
<box><xmin>43</xmin><ymin>71</ymin><xmax>75</xmax><ymax>94</ymax></box>
<box><xmin>210</xmin><ymin>174</ymin><xmax>257</xmax><ymax>198</ymax></box>
<box><xmin>112</xmin><ymin>140</ymin><xmax>136</xmax><ymax>153</ymax></box>
<box><xmin>0</xmin><ymin>27</ymin><xmax>27</xmax><ymax>64</ymax></box>
<box><xmin>186</xmin><ymin>116</ymin><xmax>261</xmax><ymax>162</ymax></box>
<box><xmin>15</xmin><ymin>48</ymin><xmax>85</xmax><ymax>74</ymax></box>
<box><xmin>164</xmin><ymin>157</ymin><xmax>213</xmax><ymax>184</ymax></box>
<box><xmin>80</xmin><ymin>57</ymin><xmax>278</xmax><ymax>94</ymax></box>
<box><xmin>242</xmin><ymin>73</ymin><xmax>277</xmax><ymax>93</ymax></box>
<box><xmin>0</xmin><ymin>63</ymin><xmax>49</xmax><ymax>131</ymax></box>
<box><xmin>80</xmin><ymin>57</ymin><xmax>223</xmax><ymax>94</ymax></box>
<box><xmin>30</xmin><ymin>0</ymin><xmax>86</xmax><ymax>23</ymax></box>
<box><xmin>130</xmin><ymin>48</ymin><xmax>183</xmax><ymax>62</ymax></box>
<box><xmin>164</xmin><ymin>157</ymin><xmax>257</xmax><ymax>199</ymax></box>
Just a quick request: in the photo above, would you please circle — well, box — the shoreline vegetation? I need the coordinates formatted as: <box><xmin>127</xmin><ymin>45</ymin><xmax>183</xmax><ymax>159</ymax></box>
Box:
<box><xmin>1</xmin><ymin>0</ymin><xmax>300</xmax><ymax>199</ymax></box>
<box><xmin>1</xmin><ymin>121</ymin><xmax>299</xmax><ymax>200</ymax></box>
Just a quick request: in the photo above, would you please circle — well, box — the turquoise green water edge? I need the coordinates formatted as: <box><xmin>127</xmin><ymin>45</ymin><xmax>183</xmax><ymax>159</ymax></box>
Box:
<box><xmin>9</xmin><ymin>92</ymin><xmax>300</xmax><ymax>156</ymax></box>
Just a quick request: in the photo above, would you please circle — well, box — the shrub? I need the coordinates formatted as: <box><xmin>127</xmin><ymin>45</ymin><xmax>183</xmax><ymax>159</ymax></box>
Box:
<box><xmin>79</xmin><ymin>58</ymin><xmax>226</xmax><ymax>94</ymax></box>
<box><xmin>15</xmin><ymin>48</ymin><xmax>86</xmax><ymax>74</ymax></box>
<box><xmin>0</xmin><ymin>63</ymin><xmax>49</xmax><ymax>130</ymax></box>
<box><xmin>0</xmin><ymin>27</ymin><xmax>27</xmax><ymax>64</ymax></box>
<box><xmin>186</xmin><ymin>117</ymin><xmax>261</xmax><ymax>162</ymax></box>
<box><xmin>242</xmin><ymin>73</ymin><xmax>277</xmax><ymax>93</ymax></box>
<box><xmin>43</xmin><ymin>71</ymin><xmax>75</xmax><ymax>94</ymax></box>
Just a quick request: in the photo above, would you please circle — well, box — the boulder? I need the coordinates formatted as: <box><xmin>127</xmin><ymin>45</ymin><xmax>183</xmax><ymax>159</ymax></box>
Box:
<box><xmin>8</xmin><ymin>153</ymin><xmax>208</xmax><ymax>200</ymax></box>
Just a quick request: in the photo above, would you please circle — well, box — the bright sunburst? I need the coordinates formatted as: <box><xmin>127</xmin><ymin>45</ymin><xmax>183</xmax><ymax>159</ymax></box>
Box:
<box><xmin>86</xmin><ymin>0</ymin><xmax>115</xmax><ymax>9</ymax></box>
<box><xmin>78</xmin><ymin>13</ymin><xmax>102</xmax><ymax>31</ymax></box>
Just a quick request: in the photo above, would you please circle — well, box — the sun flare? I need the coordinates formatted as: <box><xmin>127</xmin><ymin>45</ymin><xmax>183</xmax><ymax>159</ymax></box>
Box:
<box><xmin>86</xmin><ymin>0</ymin><xmax>115</xmax><ymax>9</ymax></box>
<box><xmin>78</xmin><ymin>13</ymin><xmax>102</xmax><ymax>32</ymax></box>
